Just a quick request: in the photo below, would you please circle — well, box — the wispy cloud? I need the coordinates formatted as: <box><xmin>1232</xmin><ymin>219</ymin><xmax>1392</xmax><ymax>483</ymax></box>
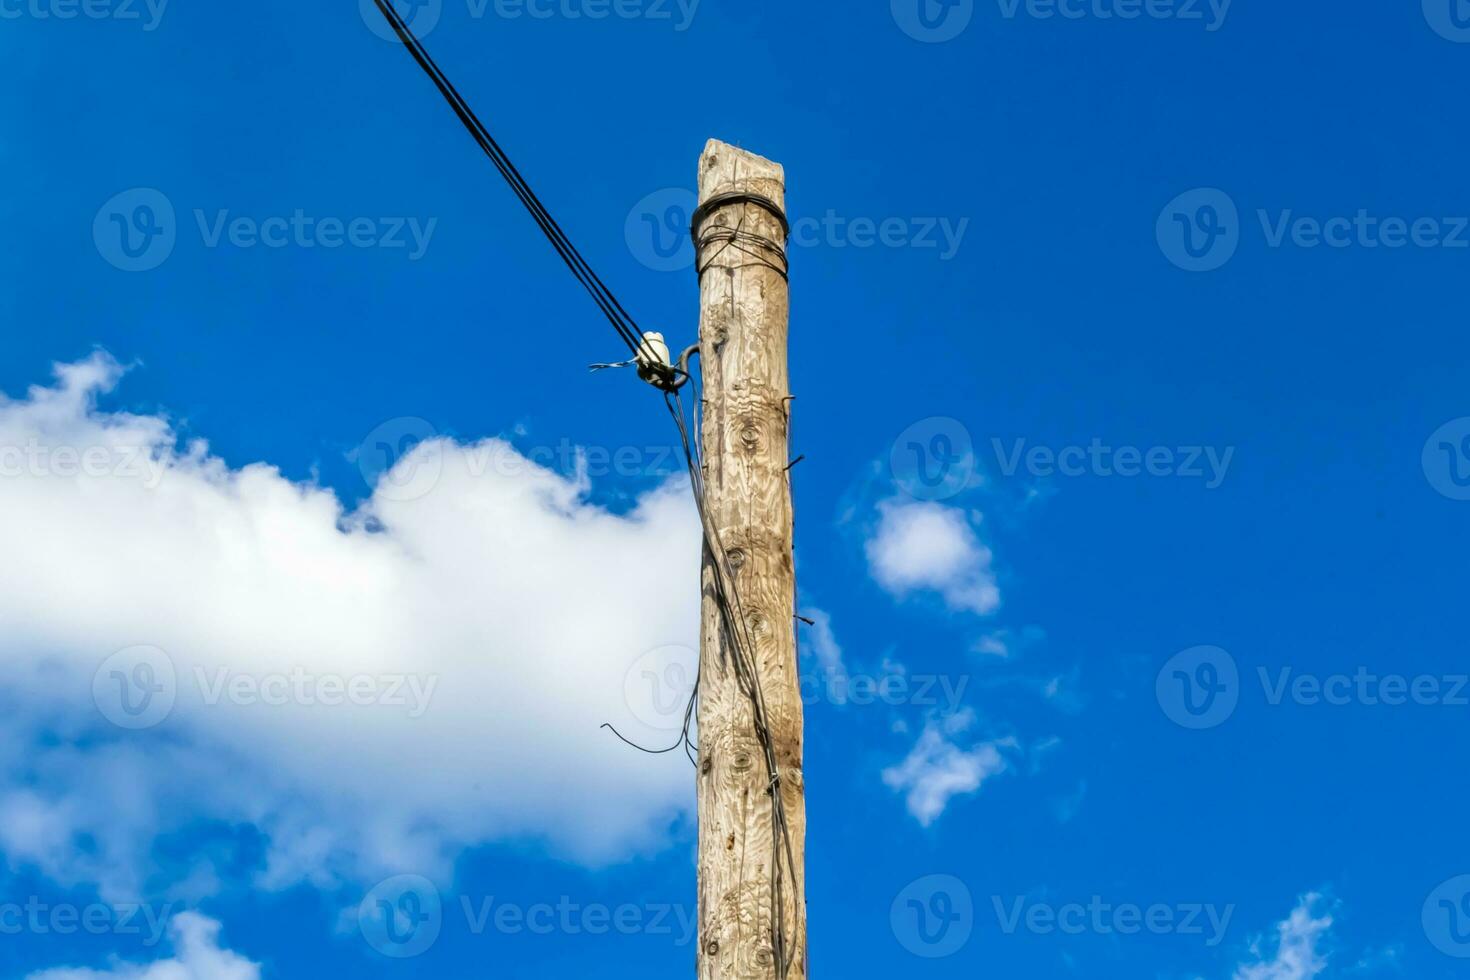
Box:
<box><xmin>26</xmin><ymin>912</ymin><xmax>259</xmax><ymax>980</ymax></box>
<box><xmin>1232</xmin><ymin>894</ymin><xmax>1334</xmax><ymax>980</ymax></box>
<box><xmin>881</xmin><ymin>710</ymin><xmax>1008</xmax><ymax>825</ymax></box>
<box><xmin>864</xmin><ymin>499</ymin><xmax>1000</xmax><ymax>615</ymax></box>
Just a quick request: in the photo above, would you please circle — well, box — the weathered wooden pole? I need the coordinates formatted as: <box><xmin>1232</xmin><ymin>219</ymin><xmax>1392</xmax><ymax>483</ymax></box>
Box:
<box><xmin>693</xmin><ymin>139</ymin><xmax>805</xmax><ymax>979</ymax></box>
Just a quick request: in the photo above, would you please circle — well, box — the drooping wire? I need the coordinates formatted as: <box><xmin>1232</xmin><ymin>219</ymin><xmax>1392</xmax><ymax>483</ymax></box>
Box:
<box><xmin>371</xmin><ymin>0</ymin><xmax>650</xmax><ymax>360</ymax></box>
<box><xmin>371</xmin><ymin>1</ymin><xmax>797</xmax><ymax>966</ymax></box>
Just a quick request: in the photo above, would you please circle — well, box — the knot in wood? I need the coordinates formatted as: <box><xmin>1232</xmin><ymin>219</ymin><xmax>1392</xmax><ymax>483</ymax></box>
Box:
<box><xmin>747</xmin><ymin>611</ymin><xmax>770</xmax><ymax>637</ymax></box>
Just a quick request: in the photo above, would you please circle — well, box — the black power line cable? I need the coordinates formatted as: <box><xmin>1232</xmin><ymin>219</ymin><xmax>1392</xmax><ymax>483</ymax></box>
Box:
<box><xmin>371</xmin><ymin>0</ymin><xmax>648</xmax><ymax>360</ymax></box>
<box><xmin>371</xmin><ymin>8</ymin><xmax>800</xmax><ymax>970</ymax></box>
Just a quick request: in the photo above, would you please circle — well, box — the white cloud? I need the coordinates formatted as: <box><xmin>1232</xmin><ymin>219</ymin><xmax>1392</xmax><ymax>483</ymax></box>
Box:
<box><xmin>971</xmin><ymin>625</ymin><xmax>1044</xmax><ymax>660</ymax></box>
<box><xmin>881</xmin><ymin>710</ymin><xmax>1008</xmax><ymax>826</ymax></box>
<box><xmin>0</xmin><ymin>354</ymin><xmax>702</xmax><ymax>900</ymax></box>
<box><xmin>1232</xmin><ymin>894</ymin><xmax>1334</xmax><ymax>980</ymax></box>
<box><xmin>864</xmin><ymin>499</ymin><xmax>999</xmax><ymax>614</ymax></box>
<box><xmin>973</xmin><ymin>631</ymin><xmax>1010</xmax><ymax>657</ymax></box>
<box><xmin>26</xmin><ymin>912</ymin><xmax>259</xmax><ymax>980</ymax></box>
<box><xmin>798</xmin><ymin>607</ymin><xmax>846</xmax><ymax>686</ymax></box>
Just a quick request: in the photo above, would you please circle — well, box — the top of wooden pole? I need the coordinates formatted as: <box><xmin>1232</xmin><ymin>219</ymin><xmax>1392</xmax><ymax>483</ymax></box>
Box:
<box><xmin>698</xmin><ymin>140</ymin><xmax>786</xmax><ymax>212</ymax></box>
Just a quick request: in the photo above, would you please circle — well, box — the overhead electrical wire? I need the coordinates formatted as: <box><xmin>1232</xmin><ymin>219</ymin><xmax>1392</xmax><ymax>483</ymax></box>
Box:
<box><xmin>371</xmin><ymin>0</ymin><xmax>649</xmax><ymax>361</ymax></box>
<box><xmin>369</xmin><ymin>7</ymin><xmax>800</xmax><ymax>973</ymax></box>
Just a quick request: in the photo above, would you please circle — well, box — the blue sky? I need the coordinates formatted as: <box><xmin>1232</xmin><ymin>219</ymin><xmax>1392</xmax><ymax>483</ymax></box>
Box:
<box><xmin>3</xmin><ymin>0</ymin><xmax>1470</xmax><ymax>977</ymax></box>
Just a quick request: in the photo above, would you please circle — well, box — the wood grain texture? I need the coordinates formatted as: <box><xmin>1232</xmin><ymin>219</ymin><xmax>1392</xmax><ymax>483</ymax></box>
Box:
<box><xmin>695</xmin><ymin>139</ymin><xmax>805</xmax><ymax>980</ymax></box>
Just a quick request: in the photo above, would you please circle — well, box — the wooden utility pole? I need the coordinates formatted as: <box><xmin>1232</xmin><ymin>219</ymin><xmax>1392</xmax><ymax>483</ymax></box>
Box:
<box><xmin>693</xmin><ymin>139</ymin><xmax>805</xmax><ymax>979</ymax></box>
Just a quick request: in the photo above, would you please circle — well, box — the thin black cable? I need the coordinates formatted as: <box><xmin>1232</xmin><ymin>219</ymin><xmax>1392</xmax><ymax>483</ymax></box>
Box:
<box><xmin>372</xmin><ymin>0</ymin><xmax>648</xmax><ymax>359</ymax></box>
<box><xmin>667</xmin><ymin>384</ymin><xmax>801</xmax><ymax>979</ymax></box>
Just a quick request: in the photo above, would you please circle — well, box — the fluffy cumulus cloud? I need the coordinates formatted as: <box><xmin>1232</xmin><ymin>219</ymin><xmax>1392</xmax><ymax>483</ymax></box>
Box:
<box><xmin>0</xmin><ymin>354</ymin><xmax>702</xmax><ymax>901</ymax></box>
<box><xmin>26</xmin><ymin>912</ymin><xmax>259</xmax><ymax>980</ymax></box>
<box><xmin>864</xmin><ymin>499</ymin><xmax>999</xmax><ymax>614</ymax></box>
<box><xmin>881</xmin><ymin>710</ymin><xmax>1008</xmax><ymax>826</ymax></box>
<box><xmin>1231</xmin><ymin>894</ymin><xmax>1333</xmax><ymax>980</ymax></box>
